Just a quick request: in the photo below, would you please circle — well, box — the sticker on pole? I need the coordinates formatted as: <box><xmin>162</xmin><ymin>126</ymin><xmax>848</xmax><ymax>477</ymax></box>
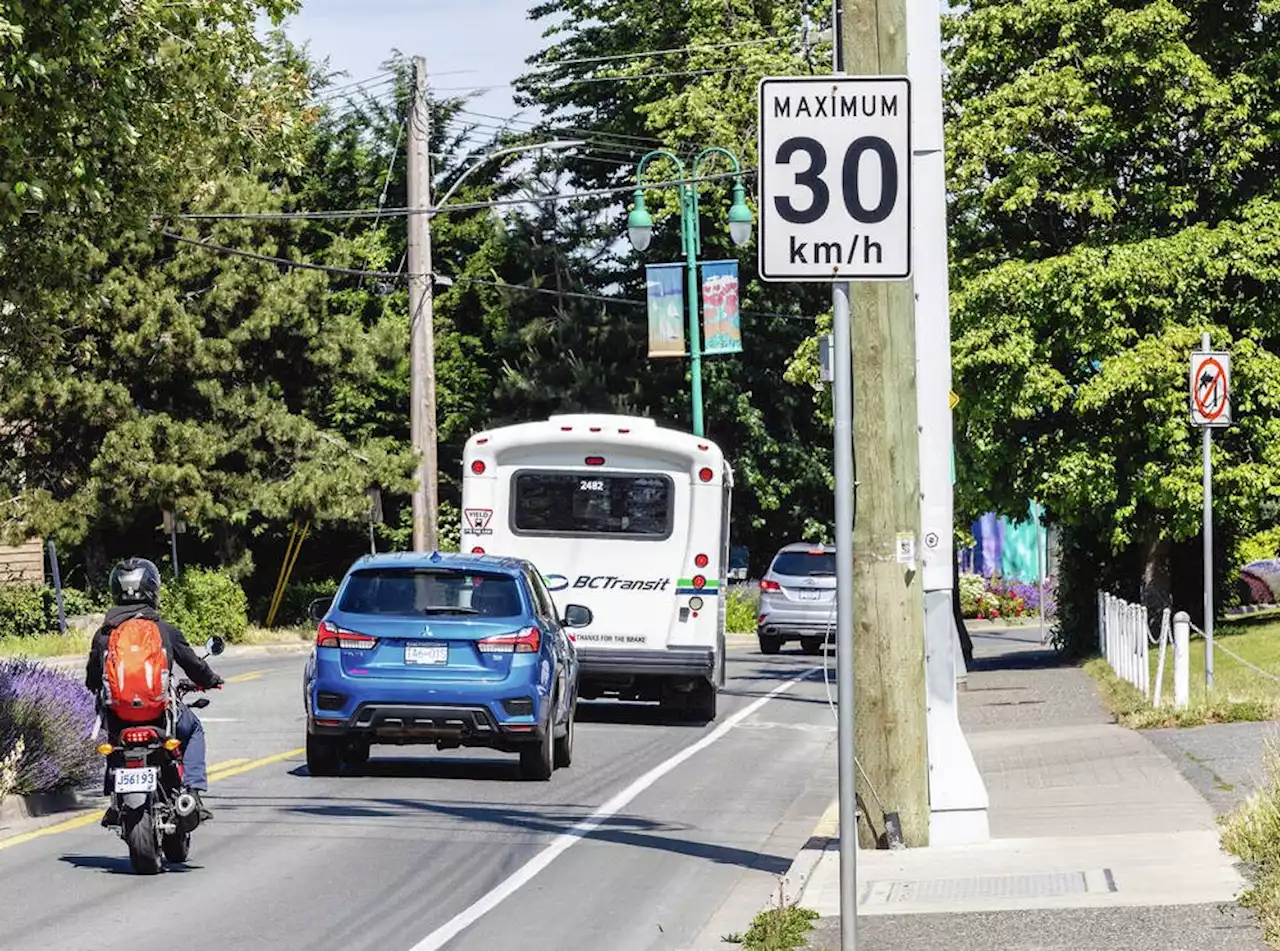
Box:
<box><xmin>463</xmin><ymin>508</ymin><xmax>494</xmax><ymax>536</ymax></box>
<box><xmin>1190</xmin><ymin>351</ymin><xmax>1231</xmax><ymax>427</ymax></box>
<box><xmin>757</xmin><ymin>75</ymin><xmax>911</xmax><ymax>282</ymax></box>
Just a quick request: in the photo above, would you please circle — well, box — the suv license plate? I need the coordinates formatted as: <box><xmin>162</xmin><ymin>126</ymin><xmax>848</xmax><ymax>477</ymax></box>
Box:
<box><xmin>405</xmin><ymin>644</ymin><xmax>448</xmax><ymax>665</ymax></box>
<box><xmin>114</xmin><ymin>767</ymin><xmax>158</xmax><ymax>793</ymax></box>
<box><xmin>798</xmin><ymin>589</ymin><xmax>822</xmax><ymax>601</ymax></box>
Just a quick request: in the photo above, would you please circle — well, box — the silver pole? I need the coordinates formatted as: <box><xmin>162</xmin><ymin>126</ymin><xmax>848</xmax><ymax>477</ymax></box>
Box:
<box><xmin>832</xmin><ymin>280</ymin><xmax>857</xmax><ymax>951</ymax></box>
<box><xmin>1202</xmin><ymin>330</ymin><xmax>1214</xmax><ymax>692</ymax></box>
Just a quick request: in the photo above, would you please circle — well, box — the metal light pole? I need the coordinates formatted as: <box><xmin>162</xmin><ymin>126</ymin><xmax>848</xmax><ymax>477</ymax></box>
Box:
<box><xmin>627</xmin><ymin>149</ymin><xmax>753</xmax><ymax>438</ymax></box>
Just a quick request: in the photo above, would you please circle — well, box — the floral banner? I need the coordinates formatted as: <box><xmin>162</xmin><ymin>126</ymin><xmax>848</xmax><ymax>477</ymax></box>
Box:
<box><xmin>645</xmin><ymin>263</ymin><xmax>686</xmax><ymax>358</ymax></box>
<box><xmin>700</xmin><ymin>259</ymin><xmax>742</xmax><ymax>355</ymax></box>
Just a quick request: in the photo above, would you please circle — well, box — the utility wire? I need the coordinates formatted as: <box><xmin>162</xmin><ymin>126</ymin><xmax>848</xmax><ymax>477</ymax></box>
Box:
<box><xmin>163</xmin><ymin>168</ymin><xmax>756</xmax><ymax>222</ymax></box>
<box><xmin>433</xmin><ymin>66</ymin><xmax>751</xmax><ymax>93</ymax></box>
<box><xmin>527</xmin><ymin>36</ymin><xmax>787</xmax><ymax>70</ymax></box>
<box><xmin>156</xmin><ymin>231</ymin><xmax>818</xmax><ymax>323</ymax></box>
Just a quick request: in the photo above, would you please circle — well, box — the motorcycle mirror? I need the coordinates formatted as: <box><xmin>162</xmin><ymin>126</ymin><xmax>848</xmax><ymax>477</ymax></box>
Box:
<box><xmin>190</xmin><ymin>698</ymin><xmax>211</xmax><ymax>709</ymax></box>
<box><xmin>205</xmin><ymin>635</ymin><xmax>226</xmax><ymax>656</ymax></box>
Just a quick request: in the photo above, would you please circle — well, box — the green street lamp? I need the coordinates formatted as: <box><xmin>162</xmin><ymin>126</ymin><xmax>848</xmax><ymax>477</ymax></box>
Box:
<box><xmin>628</xmin><ymin>147</ymin><xmax>753</xmax><ymax>437</ymax></box>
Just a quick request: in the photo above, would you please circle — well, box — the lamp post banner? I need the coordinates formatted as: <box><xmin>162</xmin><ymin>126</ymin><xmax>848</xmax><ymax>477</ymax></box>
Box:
<box><xmin>646</xmin><ymin>262</ymin><xmax>687</xmax><ymax>357</ymax></box>
<box><xmin>700</xmin><ymin>259</ymin><xmax>743</xmax><ymax>355</ymax></box>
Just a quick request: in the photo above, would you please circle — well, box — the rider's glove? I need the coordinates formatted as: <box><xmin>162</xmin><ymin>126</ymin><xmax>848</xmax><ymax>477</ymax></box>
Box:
<box><xmin>208</xmin><ymin>675</ymin><xmax>225</xmax><ymax>690</ymax></box>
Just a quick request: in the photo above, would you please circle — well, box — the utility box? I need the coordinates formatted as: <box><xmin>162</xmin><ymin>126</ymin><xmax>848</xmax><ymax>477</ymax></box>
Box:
<box><xmin>819</xmin><ymin>333</ymin><xmax>834</xmax><ymax>383</ymax></box>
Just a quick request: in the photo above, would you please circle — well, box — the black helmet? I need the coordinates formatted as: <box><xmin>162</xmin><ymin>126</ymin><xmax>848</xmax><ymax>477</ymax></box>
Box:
<box><xmin>109</xmin><ymin>557</ymin><xmax>161</xmax><ymax>608</ymax></box>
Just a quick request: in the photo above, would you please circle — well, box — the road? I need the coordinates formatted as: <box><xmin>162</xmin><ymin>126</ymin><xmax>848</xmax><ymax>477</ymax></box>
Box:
<box><xmin>0</xmin><ymin>640</ymin><xmax>836</xmax><ymax>951</ymax></box>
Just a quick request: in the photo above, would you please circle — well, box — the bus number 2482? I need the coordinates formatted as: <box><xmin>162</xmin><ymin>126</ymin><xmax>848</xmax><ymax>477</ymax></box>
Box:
<box><xmin>579</xmin><ymin>479</ymin><xmax>605</xmax><ymax>492</ymax></box>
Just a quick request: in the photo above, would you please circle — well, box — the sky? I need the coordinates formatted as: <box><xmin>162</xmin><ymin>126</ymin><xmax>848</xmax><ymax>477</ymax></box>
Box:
<box><xmin>282</xmin><ymin>0</ymin><xmax>548</xmax><ymax>126</ymax></box>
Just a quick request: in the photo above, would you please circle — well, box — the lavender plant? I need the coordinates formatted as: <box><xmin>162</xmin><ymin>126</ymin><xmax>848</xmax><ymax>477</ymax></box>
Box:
<box><xmin>0</xmin><ymin>659</ymin><xmax>98</xmax><ymax>796</ymax></box>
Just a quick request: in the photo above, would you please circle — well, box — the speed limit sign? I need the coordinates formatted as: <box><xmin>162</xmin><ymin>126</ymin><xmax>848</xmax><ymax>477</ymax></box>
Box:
<box><xmin>757</xmin><ymin>75</ymin><xmax>911</xmax><ymax>282</ymax></box>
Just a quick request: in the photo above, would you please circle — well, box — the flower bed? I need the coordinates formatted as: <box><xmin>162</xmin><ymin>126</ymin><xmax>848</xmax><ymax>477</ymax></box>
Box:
<box><xmin>0</xmin><ymin>659</ymin><xmax>98</xmax><ymax>796</ymax></box>
<box><xmin>960</xmin><ymin>572</ymin><xmax>1057</xmax><ymax>621</ymax></box>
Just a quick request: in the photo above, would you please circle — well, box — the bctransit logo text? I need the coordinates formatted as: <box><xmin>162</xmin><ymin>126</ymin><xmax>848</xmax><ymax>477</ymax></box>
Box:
<box><xmin>572</xmin><ymin>575</ymin><xmax>671</xmax><ymax>592</ymax></box>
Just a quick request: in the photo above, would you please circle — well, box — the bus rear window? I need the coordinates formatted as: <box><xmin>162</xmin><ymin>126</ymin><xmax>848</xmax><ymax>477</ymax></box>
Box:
<box><xmin>512</xmin><ymin>472</ymin><xmax>673</xmax><ymax>538</ymax></box>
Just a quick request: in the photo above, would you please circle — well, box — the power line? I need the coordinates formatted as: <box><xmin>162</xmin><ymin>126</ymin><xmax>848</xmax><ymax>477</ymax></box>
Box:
<box><xmin>156</xmin><ymin>231</ymin><xmax>817</xmax><ymax>323</ymax></box>
<box><xmin>433</xmin><ymin>66</ymin><xmax>751</xmax><ymax>93</ymax></box>
<box><xmin>527</xmin><ymin>36</ymin><xmax>788</xmax><ymax>70</ymax></box>
<box><xmin>163</xmin><ymin>168</ymin><xmax>756</xmax><ymax>223</ymax></box>
<box><xmin>158</xmin><ymin>230</ymin><xmax>411</xmax><ymax>280</ymax></box>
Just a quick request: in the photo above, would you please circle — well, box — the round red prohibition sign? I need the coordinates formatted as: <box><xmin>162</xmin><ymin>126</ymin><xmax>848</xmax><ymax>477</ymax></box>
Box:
<box><xmin>1194</xmin><ymin>356</ymin><xmax>1228</xmax><ymax>421</ymax></box>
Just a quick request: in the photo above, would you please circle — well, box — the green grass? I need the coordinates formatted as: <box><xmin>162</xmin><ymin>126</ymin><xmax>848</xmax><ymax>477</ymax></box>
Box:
<box><xmin>1222</xmin><ymin>739</ymin><xmax>1280</xmax><ymax>948</ymax></box>
<box><xmin>1086</xmin><ymin>616</ymin><xmax>1280</xmax><ymax>728</ymax></box>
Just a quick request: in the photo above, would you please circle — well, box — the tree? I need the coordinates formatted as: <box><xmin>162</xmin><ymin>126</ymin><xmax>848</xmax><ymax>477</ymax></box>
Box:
<box><xmin>941</xmin><ymin>0</ymin><xmax>1280</xmax><ymax>648</ymax></box>
<box><xmin>0</xmin><ymin>1</ymin><xmax>309</xmax><ymax>372</ymax></box>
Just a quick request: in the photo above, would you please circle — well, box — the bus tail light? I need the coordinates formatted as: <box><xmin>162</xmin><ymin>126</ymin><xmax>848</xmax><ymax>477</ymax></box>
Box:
<box><xmin>479</xmin><ymin>627</ymin><xmax>541</xmax><ymax>654</ymax></box>
<box><xmin>471</xmin><ymin>460</ymin><xmax>486</xmax><ymax>474</ymax></box>
<box><xmin>585</xmin><ymin>456</ymin><xmax>605</xmax><ymax>466</ymax></box>
<box><xmin>692</xmin><ymin>575</ymin><xmax>706</xmax><ymax>589</ymax></box>
<box><xmin>472</xmin><ymin>546</ymin><xmax>486</xmax><ymax>554</ymax></box>
<box><xmin>760</xmin><ymin>579</ymin><xmax>780</xmax><ymax>591</ymax></box>
<box><xmin>698</xmin><ymin>467</ymin><xmax>713</xmax><ymax>482</ymax></box>
<box><xmin>694</xmin><ymin>553</ymin><xmax>708</xmax><ymax>568</ymax></box>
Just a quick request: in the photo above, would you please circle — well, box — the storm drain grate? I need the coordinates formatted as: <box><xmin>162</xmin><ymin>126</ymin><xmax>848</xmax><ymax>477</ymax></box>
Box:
<box><xmin>863</xmin><ymin>870</ymin><xmax>1112</xmax><ymax>905</ymax></box>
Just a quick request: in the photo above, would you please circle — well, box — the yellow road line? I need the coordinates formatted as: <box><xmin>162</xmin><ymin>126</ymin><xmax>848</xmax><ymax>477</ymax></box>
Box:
<box><xmin>225</xmin><ymin>670</ymin><xmax>265</xmax><ymax>683</ymax></box>
<box><xmin>207</xmin><ymin>758</ymin><xmax>250</xmax><ymax>772</ymax></box>
<box><xmin>0</xmin><ymin>811</ymin><xmax>104</xmax><ymax>852</ymax></box>
<box><xmin>0</xmin><ymin>747</ymin><xmax>305</xmax><ymax>852</ymax></box>
<box><xmin>206</xmin><ymin>747</ymin><xmax>303</xmax><ymax>783</ymax></box>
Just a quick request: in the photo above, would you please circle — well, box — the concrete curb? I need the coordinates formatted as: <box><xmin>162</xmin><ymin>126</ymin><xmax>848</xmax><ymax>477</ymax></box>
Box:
<box><xmin>0</xmin><ymin>788</ymin><xmax>106</xmax><ymax>825</ymax></box>
<box><xmin>773</xmin><ymin>798</ymin><xmax>840</xmax><ymax>909</ymax></box>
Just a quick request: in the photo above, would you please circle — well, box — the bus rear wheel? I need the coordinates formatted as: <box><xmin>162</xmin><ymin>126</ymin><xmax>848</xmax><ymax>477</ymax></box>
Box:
<box><xmin>687</xmin><ymin>681</ymin><xmax>717</xmax><ymax>722</ymax></box>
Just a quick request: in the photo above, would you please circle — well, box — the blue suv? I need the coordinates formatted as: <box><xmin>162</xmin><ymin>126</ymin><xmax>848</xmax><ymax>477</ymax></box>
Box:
<box><xmin>303</xmin><ymin>552</ymin><xmax>588</xmax><ymax>781</ymax></box>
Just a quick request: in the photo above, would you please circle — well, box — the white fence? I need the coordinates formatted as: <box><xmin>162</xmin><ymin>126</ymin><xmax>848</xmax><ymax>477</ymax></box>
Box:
<box><xmin>1097</xmin><ymin>592</ymin><xmax>1189</xmax><ymax>709</ymax></box>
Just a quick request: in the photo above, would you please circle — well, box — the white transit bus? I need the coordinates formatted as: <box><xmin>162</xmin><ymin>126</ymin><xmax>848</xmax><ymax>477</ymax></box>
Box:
<box><xmin>461</xmin><ymin>413</ymin><xmax>732</xmax><ymax>721</ymax></box>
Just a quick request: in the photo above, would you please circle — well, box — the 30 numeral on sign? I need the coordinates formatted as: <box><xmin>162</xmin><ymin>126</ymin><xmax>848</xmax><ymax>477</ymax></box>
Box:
<box><xmin>773</xmin><ymin>136</ymin><xmax>899</xmax><ymax>226</ymax></box>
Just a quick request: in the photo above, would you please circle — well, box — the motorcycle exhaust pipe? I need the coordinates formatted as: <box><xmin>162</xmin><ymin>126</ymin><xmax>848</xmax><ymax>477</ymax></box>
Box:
<box><xmin>174</xmin><ymin>793</ymin><xmax>198</xmax><ymax>818</ymax></box>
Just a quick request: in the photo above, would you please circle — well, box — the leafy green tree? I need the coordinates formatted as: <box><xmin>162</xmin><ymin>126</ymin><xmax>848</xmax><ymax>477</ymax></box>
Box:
<box><xmin>0</xmin><ymin>1</ymin><xmax>309</xmax><ymax>371</ymax></box>
<box><xmin>941</xmin><ymin>0</ymin><xmax>1280</xmax><ymax>647</ymax></box>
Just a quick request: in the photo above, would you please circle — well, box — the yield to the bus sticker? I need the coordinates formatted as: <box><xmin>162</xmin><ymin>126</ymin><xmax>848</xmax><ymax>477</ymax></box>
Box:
<box><xmin>463</xmin><ymin>508</ymin><xmax>494</xmax><ymax>535</ymax></box>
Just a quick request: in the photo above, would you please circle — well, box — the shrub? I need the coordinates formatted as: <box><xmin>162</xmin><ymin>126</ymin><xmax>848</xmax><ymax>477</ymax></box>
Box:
<box><xmin>0</xmin><ymin>659</ymin><xmax>98</xmax><ymax>795</ymax></box>
<box><xmin>726</xmin><ymin>587</ymin><xmax>759</xmax><ymax>634</ymax></box>
<box><xmin>163</xmin><ymin>567</ymin><xmax>249</xmax><ymax>643</ymax></box>
<box><xmin>0</xmin><ymin>737</ymin><xmax>23</xmax><ymax>800</ymax></box>
<box><xmin>256</xmin><ymin>579</ymin><xmax>340</xmax><ymax>628</ymax></box>
<box><xmin>0</xmin><ymin>584</ymin><xmax>102</xmax><ymax>640</ymax></box>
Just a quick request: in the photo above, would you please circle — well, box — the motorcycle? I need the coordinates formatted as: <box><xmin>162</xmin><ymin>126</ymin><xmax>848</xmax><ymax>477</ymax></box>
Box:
<box><xmin>93</xmin><ymin>635</ymin><xmax>226</xmax><ymax>874</ymax></box>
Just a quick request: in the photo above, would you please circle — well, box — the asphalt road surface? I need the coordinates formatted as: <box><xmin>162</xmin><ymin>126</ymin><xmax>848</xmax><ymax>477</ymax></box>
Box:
<box><xmin>0</xmin><ymin>640</ymin><xmax>837</xmax><ymax>951</ymax></box>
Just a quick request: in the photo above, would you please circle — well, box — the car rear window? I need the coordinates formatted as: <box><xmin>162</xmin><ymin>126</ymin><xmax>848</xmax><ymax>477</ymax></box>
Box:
<box><xmin>511</xmin><ymin>471</ymin><xmax>673</xmax><ymax>538</ymax></box>
<box><xmin>337</xmin><ymin>568</ymin><xmax>524</xmax><ymax>618</ymax></box>
<box><xmin>770</xmin><ymin>551</ymin><xmax>836</xmax><ymax>577</ymax></box>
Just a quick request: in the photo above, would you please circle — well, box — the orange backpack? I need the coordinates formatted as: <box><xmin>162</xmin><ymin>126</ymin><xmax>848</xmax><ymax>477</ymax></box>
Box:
<box><xmin>102</xmin><ymin>616</ymin><xmax>171</xmax><ymax>723</ymax></box>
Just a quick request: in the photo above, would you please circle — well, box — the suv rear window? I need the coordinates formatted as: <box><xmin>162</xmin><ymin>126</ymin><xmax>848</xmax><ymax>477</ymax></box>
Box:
<box><xmin>337</xmin><ymin>568</ymin><xmax>524</xmax><ymax>618</ymax></box>
<box><xmin>770</xmin><ymin>551</ymin><xmax>836</xmax><ymax>577</ymax></box>
<box><xmin>511</xmin><ymin>471</ymin><xmax>673</xmax><ymax>538</ymax></box>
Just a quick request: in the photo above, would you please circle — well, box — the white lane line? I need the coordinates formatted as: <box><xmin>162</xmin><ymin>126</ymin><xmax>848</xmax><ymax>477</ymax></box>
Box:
<box><xmin>407</xmin><ymin>666</ymin><xmax>821</xmax><ymax>951</ymax></box>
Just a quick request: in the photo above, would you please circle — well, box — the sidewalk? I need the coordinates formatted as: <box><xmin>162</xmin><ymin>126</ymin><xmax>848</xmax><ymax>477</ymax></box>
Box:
<box><xmin>789</xmin><ymin>627</ymin><xmax>1268</xmax><ymax>951</ymax></box>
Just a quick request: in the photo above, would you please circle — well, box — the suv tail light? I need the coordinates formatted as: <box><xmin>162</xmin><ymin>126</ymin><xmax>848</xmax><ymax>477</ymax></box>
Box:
<box><xmin>760</xmin><ymin>579</ymin><xmax>781</xmax><ymax>591</ymax></box>
<box><xmin>479</xmin><ymin>626</ymin><xmax>541</xmax><ymax>654</ymax></box>
<box><xmin>316</xmin><ymin>621</ymin><xmax>378</xmax><ymax>650</ymax></box>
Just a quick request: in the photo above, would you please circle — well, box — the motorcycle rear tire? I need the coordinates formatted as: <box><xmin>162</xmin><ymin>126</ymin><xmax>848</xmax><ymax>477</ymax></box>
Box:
<box><xmin>123</xmin><ymin>807</ymin><xmax>162</xmax><ymax>875</ymax></box>
<box><xmin>162</xmin><ymin>830</ymin><xmax>191</xmax><ymax>864</ymax></box>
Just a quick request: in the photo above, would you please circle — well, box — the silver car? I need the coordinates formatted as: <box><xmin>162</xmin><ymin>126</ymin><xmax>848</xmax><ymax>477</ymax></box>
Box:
<box><xmin>757</xmin><ymin>542</ymin><xmax>836</xmax><ymax>655</ymax></box>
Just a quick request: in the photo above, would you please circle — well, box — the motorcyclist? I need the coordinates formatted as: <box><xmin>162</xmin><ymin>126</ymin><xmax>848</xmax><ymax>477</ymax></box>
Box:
<box><xmin>85</xmin><ymin>557</ymin><xmax>224</xmax><ymax>827</ymax></box>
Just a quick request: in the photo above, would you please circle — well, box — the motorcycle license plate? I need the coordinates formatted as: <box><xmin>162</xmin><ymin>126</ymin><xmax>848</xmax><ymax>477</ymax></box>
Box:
<box><xmin>114</xmin><ymin>767</ymin><xmax>158</xmax><ymax>793</ymax></box>
<box><xmin>405</xmin><ymin>644</ymin><xmax>448</xmax><ymax>665</ymax></box>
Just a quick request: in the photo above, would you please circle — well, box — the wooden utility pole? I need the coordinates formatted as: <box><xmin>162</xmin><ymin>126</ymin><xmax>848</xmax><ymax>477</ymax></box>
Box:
<box><xmin>408</xmin><ymin>54</ymin><xmax>439</xmax><ymax>551</ymax></box>
<box><xmin>841</xmin><ymin>0</ymin><xmax>931</xmax><ymax>848</ymax></box>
